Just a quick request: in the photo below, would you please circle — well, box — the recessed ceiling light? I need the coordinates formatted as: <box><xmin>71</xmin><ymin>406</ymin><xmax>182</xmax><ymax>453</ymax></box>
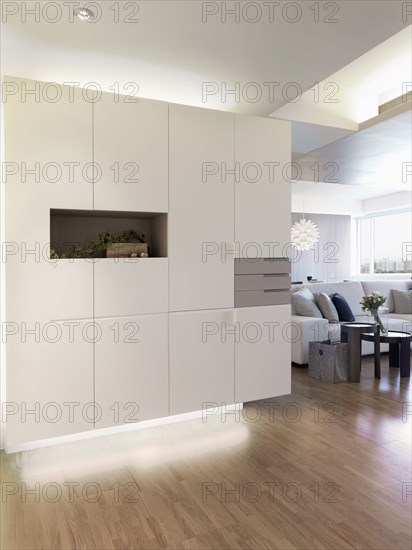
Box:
<box><xmin>74</xmin><ymin>7</ymin><xmax>95</xmax><ymax>21</ymax></box>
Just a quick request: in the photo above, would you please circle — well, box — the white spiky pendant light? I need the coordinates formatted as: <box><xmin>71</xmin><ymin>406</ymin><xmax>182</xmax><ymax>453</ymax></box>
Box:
<box><xmin>291</xmin><ymin>192</ymin><xmax>319</xmax><ymax>251</ymax></box>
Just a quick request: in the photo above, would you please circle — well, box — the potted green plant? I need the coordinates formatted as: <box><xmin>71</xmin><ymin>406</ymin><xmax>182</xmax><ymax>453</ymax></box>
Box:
<box><xmin>50</xmin><ymin>230</ymin><xmax>148</xmax><ymax>259</ymax></box>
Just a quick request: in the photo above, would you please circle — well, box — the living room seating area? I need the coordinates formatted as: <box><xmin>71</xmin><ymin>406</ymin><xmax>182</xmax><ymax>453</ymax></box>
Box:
<box><xmin>291</xmin><ymin>280</ymin><xmax>412</xmax><ymax>365</ymax></box>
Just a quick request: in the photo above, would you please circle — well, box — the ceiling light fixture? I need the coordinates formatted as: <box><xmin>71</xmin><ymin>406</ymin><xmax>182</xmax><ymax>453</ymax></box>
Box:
<box><xmin>291</xmin><ymin>191</ymin><xmax>320</xmax><ymax>251</ymax></box>
<box><xmin>74</xmin><ymin>7</ymin><xmax>95</xmax><ymax>21</ymax></box>
<box><xmin>291</xmin><ymin>218</ymin><xmax>320</xmax><ymax>251</ymax></box>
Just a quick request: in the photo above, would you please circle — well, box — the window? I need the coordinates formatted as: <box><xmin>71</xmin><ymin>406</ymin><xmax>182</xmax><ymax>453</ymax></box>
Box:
<box><xmin>356</xmin><ymin>208</ymin><xmax>412</xmax><ymax>274</ymax></box>
<box><xmin>358</xmin><ymin>217</ymin><xmax>371</xmax><ymax>274</ymax></box>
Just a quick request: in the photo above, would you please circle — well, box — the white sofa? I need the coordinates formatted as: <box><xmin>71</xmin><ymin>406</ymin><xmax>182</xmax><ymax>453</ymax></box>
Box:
<box><xmin>291</xmin><ymin>280</ymin><xmax>412</xmax><ymax>365</ymax></box>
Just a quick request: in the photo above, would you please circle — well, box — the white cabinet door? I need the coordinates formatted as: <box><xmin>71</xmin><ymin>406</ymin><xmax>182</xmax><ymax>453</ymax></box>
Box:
<box><xmin>169</xmin><ymin>104</ymin><xmax>235</xmax><ymax>311</ymax></box>
<box><xmin>5</xmin><ymin>254</ymin><xmax>94</xmax><ymax>451</ymax></box>
<box><xmin>4</xmin><ymin>77</ymin><xmax>93</xmax><ymax>218</ymax></box>
<box><xmin>6</xmin><ymin>320</ymin><xmax>94</xmax><ymax>449</ymax></box>
<box><xmin>94</xmin><ymin>314</ymin><xmax>169</xmax><ymax>429</ymax></box>
<box><xmin>4</xmin><ymin>78</ymin><xmax>95</xmax><ymax>448</ymax></box>
<box><xmin>5</xmin><ymin>76</ymin><xmax>95</xmax><ymax>323</ymax></box>
<box><xmin>94</xmin><ymin>258</ymin><xmax>168</xmax><ymax>317</ymax></box>
<box><xmin>235</xmin><ymin>116</ymin><xmax>291</xmax><ymax>257</ymax></box>
<box><xmin>94</xmin><ymin>93</ymin><xmax>168</xmax><ymax>212</ymax></box>
<box><xmin>5</xmin><ymin>77</ymin><xmax>94</xmax><ymax>321</ymax></box>
<box><xmin>7</xmin><ymin>259</ymin><xmax>94</xmax><ymax>324</ymax></box>
<box><xmin>169</xmin><ymin>309</ymin><xmax>235</xmax><ymax>415</ymax></box>
<box><xmin>235</xmin><ymin>305</ymin><xmax>291</xmax><ymax>403</ymax></box>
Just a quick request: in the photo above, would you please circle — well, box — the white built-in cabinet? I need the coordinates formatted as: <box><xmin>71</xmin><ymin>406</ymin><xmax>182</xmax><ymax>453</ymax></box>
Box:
<box><xmin>235</xmin><ymin>305</ymin><xmax>291</xmax><ymax>403</ymax></box>
<box><xmin>169</xmin><ymin>309</ymin><xmax>235</xmax><ymax>415</ymax></box>
<box><xmin>5</xmin><ymin>76</ymin><xmax>94</xmax><ymax>323</ymax></box>
<box><xmin>168</xmin><ymin>104</ymin><xmax>235</xmax><ymax>312</ymax></box>
<box><xmin>167</xmin><ymin>105</ymin><xmax>291</xmax><ymax>416</ymax></box>
<box><xmin>169</xmin><ymin>305</ymin><xmax>291</xmax><ymax>416</ymax></box>
<box><xmin>169</xmin><ymin>105</ymin><xmax>291</xmax><ymax>312</ymax></box>
<box><xmin>94</xmin><ymin>94</ymin><xmax>168</xmax><ymax>212</ymax></box>
<box><xmin>235</xmin><ymin>116</ymin><xmax>291</xmax><ymax>257</ymax></box>
<box><xmin>5</xmin><ymin>77</ymin><xmax>95</xmax><ymax>446</ymax></box>
<box><xmin>6</xmin><ymin>323</ymin><xmax>95</xmax><ymax>445</ymax></box>
<box><xmin>4</xmin><ymin>77</ymin><xmax>93</xmax><ymax>214</ymax></box>
<box><xmin>94</xmin><ymin>258</ymin><xmax>168</xmax><ymax>317</ymax></box>
<box><xmin>94</xmin><ymin>315</ymin><xmax>169</xmax><ymax>429</ymax></box>
<box><xmin>5</xmin><ymin>77</ymin><xmax>291</xmax><ymax>450</ymax></box>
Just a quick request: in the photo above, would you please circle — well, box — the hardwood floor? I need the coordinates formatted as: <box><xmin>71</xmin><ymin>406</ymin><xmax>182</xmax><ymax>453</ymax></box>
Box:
<box><xmin>1</xmin><ymin>355</ymin><xmax>411</xmax><ymax>550</ymax></box>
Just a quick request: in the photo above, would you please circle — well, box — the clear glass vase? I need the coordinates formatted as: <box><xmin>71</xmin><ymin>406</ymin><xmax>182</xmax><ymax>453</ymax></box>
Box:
<box><xmin>368</xmin><ymin>307</ymin><xmax>388</xmax><ymax>334</ymax></box>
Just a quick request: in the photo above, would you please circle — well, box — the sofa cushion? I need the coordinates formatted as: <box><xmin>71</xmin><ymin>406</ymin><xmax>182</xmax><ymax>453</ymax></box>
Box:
<box><xmin>303</xmin><ymin>281</ymin><xmax>365</xmax><ymax>316</ymax></box>
<box><xmin>332</xmin><ymin>293</ymin><xmax>355</xmax><ymax>322</ymax></box>
<box><xmin>392</xmin><ymin>289</ymin><xmax>412</xmax><ymax>315</ymax></box>
<box><xmin>387</xmin><ymin>316</ymin><xmax>412</xmax><ymax>334</ymax></box>
<box><xmin>291</xmin><ymin>288</ymin><xmax>322</xmax><ymax>318</ymax></box>
<box><xmin>361</xmin><ymin>280</ymin><xmax>412</xmax><ymax>312</ymax></box>
<box><xmin>388</xmin><ymin>313</ymin><xmax>412</xmax><ymax>323</ymax></box>
<box><xmin>316</xmin><ymin>292</ymin><xmax>339</xmax><ymax>323</ymax></box>
<box><xmin>290</xmin><ymin>285</ymin><xmax>304</xmax><ymax>315</ymax></box>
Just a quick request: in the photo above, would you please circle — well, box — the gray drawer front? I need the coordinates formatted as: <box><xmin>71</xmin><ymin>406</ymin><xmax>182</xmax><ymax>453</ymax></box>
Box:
<box><xmin>235</xmin><ymin>274</ymin><xmax>291</xmax><ymax>291</ymax></box>
<box><xmin>234</xmin><ymin>258</ymin><xmax>290</xmax><ymax>275</ymax></box>
<box><xmin>234</xmin><ymin>290</ymin><xmax>291</xmax><ymax>308</ymax></box>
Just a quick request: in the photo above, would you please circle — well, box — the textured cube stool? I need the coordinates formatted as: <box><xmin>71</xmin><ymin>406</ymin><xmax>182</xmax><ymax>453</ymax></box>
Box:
<box><xmin>309</xmin><ymin>340</ymin><xmax>348</xmax><ymax>383</ymax></box>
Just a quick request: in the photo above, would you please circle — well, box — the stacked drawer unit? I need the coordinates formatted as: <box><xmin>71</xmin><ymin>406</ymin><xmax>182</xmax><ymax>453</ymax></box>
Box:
<box><xmin>234</xmin><ymin>258</ymin><xmax>291</xmax><ymax>307</ymax></box>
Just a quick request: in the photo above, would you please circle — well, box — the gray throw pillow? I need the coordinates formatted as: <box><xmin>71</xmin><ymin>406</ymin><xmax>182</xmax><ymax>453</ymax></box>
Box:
<box><xmin>392</xmin><ymin>289</ymin><xmax>412</xmax><ymax>314</ymax></box>
<box><xmin>316</xmin><ymin>292</ymin><xmax>340</xmax><ymax>323</ymax></box>
<box><xmin>291</xmin><ymin>288</ymin><xmax>323</xmax><ymax>318</ymax></box>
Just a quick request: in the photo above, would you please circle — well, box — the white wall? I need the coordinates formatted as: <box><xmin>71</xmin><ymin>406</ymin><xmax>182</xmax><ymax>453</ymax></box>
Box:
<box><xmin>1</xmin><ymin>93</ymin><xmax>5</xmax><ymax>449</ymax></box>
<box><xmin>292</xmin><ymin>180</ymin><xmax>410</xmax><ymax>219</ymax></box>
<box><xmin>362</xmin><ymin>191</ymin><xmax>411</xmax><ymax>213</ymax></box>
<box><xmin>292</xmin><ymin>181</ymin><xmax>363</xmax><ymax>216</ymax></box>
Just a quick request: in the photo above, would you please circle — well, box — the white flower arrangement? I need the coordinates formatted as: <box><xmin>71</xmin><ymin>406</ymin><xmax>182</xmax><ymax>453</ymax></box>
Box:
<box><xmin>360</xmin><ymin>291</ymin><xmax>388</xmax><ymax>333</ymax></box>
<box><xmin>360</xmin><ymin>291</ymin><xmax>387</xmax><ymax>312</ymax></box>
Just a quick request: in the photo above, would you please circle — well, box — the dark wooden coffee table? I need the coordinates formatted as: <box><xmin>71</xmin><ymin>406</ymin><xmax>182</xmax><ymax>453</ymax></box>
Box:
<box><xmin>340</xmin><ymin>323</ymin><xmax>379</xmax><ymax>382</ymax></box>
<box><xmin>361</xmin><ymin>330</ymin><xmax>412</xmax><ymax>379</ymax></box>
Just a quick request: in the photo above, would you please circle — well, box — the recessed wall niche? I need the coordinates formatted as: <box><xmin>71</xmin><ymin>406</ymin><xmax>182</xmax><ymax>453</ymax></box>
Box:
<box><xmin>50</xmin><ymin>209</ymin><xmax>168</xmax><ymax>258</ymax></box>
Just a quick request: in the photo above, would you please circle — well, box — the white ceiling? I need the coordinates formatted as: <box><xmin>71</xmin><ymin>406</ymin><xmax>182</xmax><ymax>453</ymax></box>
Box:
<box><xmin>1</xmin><ymin>0</ymin><xmax>410</xmax><ymax>115</ymax></box>
<box><xmin>271</xmin><ymin>25</ymin><xmax>412</xmax><ymax>126</ymax></box>
<box><xmin>291</xmin><ymin>122</ymin><xmax>354</xmax><ymax>154</ymax></box>
<box><xmin>293</xmin><ymin>181</ymin><xmax>399</xmax><ymax>202</ymax></box>
<box><xmin>292</xmin><ymin>107</ymin><xmax>412</xmax><ymax>190</ymax></box>
<box><xmin>280</xmin><ymin>26</ymin><xmax>412</xmax><ymax>199</ymax></box>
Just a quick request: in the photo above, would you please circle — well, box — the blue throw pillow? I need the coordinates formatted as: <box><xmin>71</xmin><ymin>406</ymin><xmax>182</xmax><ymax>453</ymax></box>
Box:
<box><xmin>331</xmin><ymin>292</ymin><xmax>355</xmax><ymax>322</ymax></box>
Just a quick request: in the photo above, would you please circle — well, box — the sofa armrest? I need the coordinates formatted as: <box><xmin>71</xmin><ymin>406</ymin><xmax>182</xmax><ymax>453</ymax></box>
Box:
<box><xmin>290</xmin><ymin>315</ymin><xmax>329</xmax><ymax>365</ymax></box>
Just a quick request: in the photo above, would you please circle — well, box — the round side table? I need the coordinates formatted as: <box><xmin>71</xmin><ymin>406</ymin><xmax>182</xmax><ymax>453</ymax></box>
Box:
<box><xmin>361</xmin><ymin>330</ymin><xmax>412</xmax><ymax>379</ymax></box>
<box><xmin>340</xmin><ymin>323</ymin><xmax>379</xmax><ymax>382</ymax></box>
